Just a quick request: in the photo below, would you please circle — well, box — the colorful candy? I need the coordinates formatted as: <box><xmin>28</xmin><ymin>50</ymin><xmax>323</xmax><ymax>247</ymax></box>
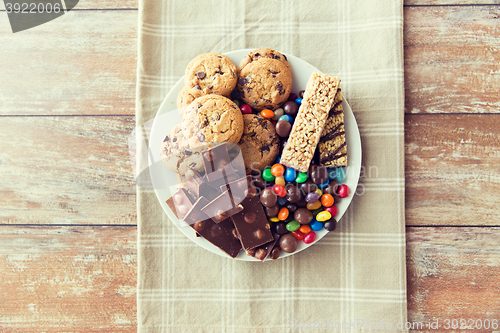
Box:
<box><xmin>273</xmin><ymin>184</ymin><xmax>286</xmax><ymax>197</ymax></box>
<box><xmin>295</xmin><ymin>172</ymin><xmax>308</xmax><ymax>183</ymax></box>
<box><xmin>306</xmin><ymin>200</ymin><xmax>322</xmax><ymax>210</ymax></box>
<box><xmin>269</xmin><ymin>217</ymin><xmax>280</xmax><ymax>222</ymax></box>
<box><xmin>335</xmin><ymin>167</ymin><xmax>346</xmax><ymax>183</ymax></box>
<box><xmin>286</xmin><ymin>220</ymin><xmax>300</xmax><ymax>232</ymax></box>
<box><xmin>232</xmin><ymin>99</ymin><xmax>240</xmax><ymax>107</ymax></box>
<box><xmin>291</xmin><ymin>230</ymin><xmax>304</xmax><ymax>241</ymax></box>
<box><xmin>305</xmin><ymin>192</ymin><xmax>320</xmax><ymax>203</ymax></box>
<box><xmin>278</xmin><ymin>114</ymin><xmax>293</xmax><ymax>123</ymax></box>
<box><xmin>299</xmin><ymin>225</ymin><xmax>311</xmax><ymax>234</ymax></box>
<box><xmin>284</xmin><ymin>168</ymin><xmax>297</xmax><ymax>182</ymax></box>
<box><xmin>316</xmin><ymin>211</ymin><xmax>331</xmax><ymax>222</ymax></box>
<box><xmin>278</xmin><ymin>207</ymin><xmax>289</xmax><ymax>221</ymax></box>
<box><xmin>295</xmin><ymin>98</ymin><xmax>303</xmax><ymax>105</ymax></box>
<box><xmin>303</xmin><ymin>231</ymin><xmax>316</xmax><ymax>244</ymax></box>
<box><xmin>240</xmin><ymin>104</ymin><xmax>252</xmax><ymax>114</ymax></box>
<box><xmin>262</xmin><ymin>168</ymin><xmax>275</xmax><ymax>182</ymax></box>
<box><xmin>310</xmin><ymin>220</ymin><xmax>324</xmax><ymax>231</ymax></box>
<box><xmin>272</xmin><ymin>108</ymin><xmax>284</xmax><ymax>121</ymax></box>
<box><xmin>324</xmin><ymin>205</ymin><xmax>338</xmax><ymax>216</ymax></box>
<box><xmin>261</xmin><ymin>109</ymin><xmax>274</xmax><ymax>118</ymax></box>
<box><xmin>318</xmin><ymin>178</ymin><xmax>330</xmax><ymax>188</ymax></box>
<box><xmin>275</xmin><ymin>176</ymin><xmax>286</xmax><ymax>187</ymax></box>
<box><xmin>337</xmin><ymin>184</ymin><xmax>350</xmax><ymax>198</ymax></box>
<box><xmin>320</xmin><ymin>194</ymin><xmax>334</xmax><ymax>207</ymax></box>
<box><xmin>271</xmin><ymin>163</ymin><xmax>285</xmax><ymax>177</ymax></box>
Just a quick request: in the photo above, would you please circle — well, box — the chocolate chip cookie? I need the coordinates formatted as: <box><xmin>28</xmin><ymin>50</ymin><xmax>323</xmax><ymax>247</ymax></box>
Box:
<box><xmin>183</xmin><ymin>94</ymin><xmax>244</xmax><ymax>145</ymax></box>
<box><xmin>237</xmin><ymin>114</ymin><xmax>280</xmax><ymax>174</ymax></box>
<box><xmin>184</xmin><ymin>53</ymin><xmax>238</xmax><ymax>97</ymax></box>
<box><xmin>237</xmin><ymin>57</ymin><xmax>292</xmax><ymax>111</ymax></box>
<box><xmin>176</xmin><ymin>85</ymin><xmax>205</xmax><ymax>113</ymax></box>
<box><xmin>160</xmin><ymin>123</ymin><xmax>206</xmax><ymax>174</ymax></box>
<box><xmin>237</xmin><ymin>48</ymin><xmax>291</xmax><ymax>71</ymax></box>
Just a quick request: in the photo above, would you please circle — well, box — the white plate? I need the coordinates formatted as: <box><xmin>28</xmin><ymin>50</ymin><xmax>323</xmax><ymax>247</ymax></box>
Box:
<box><xmin>148</xmin><ymin>49</ymin><xmax>362</xmax><ymax>261</ymax></box>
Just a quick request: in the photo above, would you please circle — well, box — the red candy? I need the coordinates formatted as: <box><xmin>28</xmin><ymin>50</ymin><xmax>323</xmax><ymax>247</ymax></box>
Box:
<box><xmin>324</xmin><ymin>205</ymin><xmax>338</xmax><ymax>217</ymax></box>
<box><xmin>337</xmin><ymin>184</ymin><xmax>350</xmax><ymax>198</ymax></box>
<box><xmin>303</xmin><ymin>231</ymin><xmax>317</xmax><ymax>244</ymax></box>
<box><xmin>291</xmin><ymin>230</ymin><xmax>304</xmax><ymax>241</ymax></box>
<box><xmin>240</xmin><ymin>104</ymin><xmax>253</xmax><ymax>114</ymax></box>
<box><xmin>273</xmin><ymin>184</ymin><xmax>286</xmax><ymax>197</ymax></box>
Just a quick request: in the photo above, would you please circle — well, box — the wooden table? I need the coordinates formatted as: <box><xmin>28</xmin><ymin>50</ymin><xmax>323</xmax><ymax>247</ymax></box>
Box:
<box><xmin>1</xmin><ymin>0</ymin><xmax>499</xmax><ymax>331</ymax></box>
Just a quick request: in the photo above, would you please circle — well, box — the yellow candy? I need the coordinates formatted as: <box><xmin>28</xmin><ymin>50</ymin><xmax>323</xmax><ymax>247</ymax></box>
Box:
<box><xmin>275</xmin><ymin>176</ymin><xmax>286</xmax><ymax>187</ymax></box>
<box><xmin>316</xmin><ymin>211</ymin><xmax>332</xmax><ymax>222</ymax></box>
<box><xmin>314</xmin><ymin>188</ymin><xmax>322</xmax><ymax>196</ymax></box>
<box><xmin>269</xmin><ymin>217</ymin><xmax>280</xmax><ymax>222</ymax></box>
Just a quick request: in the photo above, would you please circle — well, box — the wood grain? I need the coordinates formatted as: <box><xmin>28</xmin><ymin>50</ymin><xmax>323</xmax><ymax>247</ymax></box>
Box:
<box><xmin>0</xmin><ymin>225</ymin><xmax>137</xmax><ymax>332</ymax></box>
<box><xmin>407</xmin><ymin>227</ymin><xmax>500</xmax><ymax>332</ymax></box>
<box><xmin>0</xmin><ymin>10</ymin><xmax>137</xmax><ymax>116</ymax></box>
<box><xmin>405</xmin><ymin>5</ymin><xmax>500</xmax><ymax>114</ymax></box>
<box><xmin>0</xmin><ymin>116</ymin><xmax>136</xmax><ymax>225</ymax></box>
<box><xmin>405</xmin><ymin>114</ymin><xmax>500</xmax><ymax>226</ymax></box>
<box><xmin>0</xmin><ymin>0</ymin><xmax>138</xmax><ymax>11</ymax></box>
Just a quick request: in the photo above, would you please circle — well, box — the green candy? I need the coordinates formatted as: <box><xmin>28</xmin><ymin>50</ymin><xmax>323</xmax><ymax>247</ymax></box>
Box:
<box><xmin>295</xmin><ymin>172</ymin><xmax>308</xmax><ymax>183</ymax></box>
<box><xmin>262</xmin><ymin>168</ymin><xmax>275</xmax><ymax>182</ymax></box>
<box><xmin>286</xmin><ymin>220</ymin><xmax>301</xmax><ymax>232</ymax></box>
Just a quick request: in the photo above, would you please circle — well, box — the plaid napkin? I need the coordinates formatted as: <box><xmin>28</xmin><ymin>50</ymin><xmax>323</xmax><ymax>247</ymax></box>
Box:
<box><xmin>136</xmin><ymin>0</ymin><xmax>406</xmax><ymax>332</ymax></box>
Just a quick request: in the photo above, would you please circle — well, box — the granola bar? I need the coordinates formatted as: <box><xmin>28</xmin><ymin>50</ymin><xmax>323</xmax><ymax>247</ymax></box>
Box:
<box><xmin>279</xmin><ymin>72</ymin><xmax>340</xmax><ymax>172</ymax></box>
<box><xmin>318</xmin><ymin>88</ymin><xmax>347</xmax><ymax>167</ymax></box>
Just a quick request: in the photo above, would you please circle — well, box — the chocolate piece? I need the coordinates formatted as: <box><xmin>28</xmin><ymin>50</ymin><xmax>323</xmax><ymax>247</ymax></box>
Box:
<box><xmin>165</xmin><ymin>188</ymin><xmax>194</xmax><ymax>219</ymax></box>
<box><xmin>285</xmin><ymin>185</ymin><xmax>302</xmax><ymax>203</ymax></box>
<box><xmin>298</xmin><ymin>179</ymin><xmax>318</xmax><ymax>195</ymax></box>
<box><xmin>246</xmin><ymin>233</ymin><xmax>280</xmax><ymax>262</ymax></box>
<box><xmin>283</xmin><ymin>101</ymin><xmax>298</xmax><ymax>116</ymax></box>
<box><xmin>272</xmin><ymin>222</ymin><xmax>288</xmax><ymax>235</ymax></box>
<box><xmin>183</xmin><ymin>197</ymin><xmax>242</xmax><ymax>258</ymax></box>
<box><xmin>230</xmin><ymin>196</ymin><xmax>273</xmax><ymax>251</ymax></box>
<box><xmin>201</xmin><ymin>190</ymin><xmax>244</xmax><ymax>223</ymax></box>
<box><xmin>275</xmin><ymin>120</ymin><xmax>292</xmax><ymax>138</ymax></box>
<box><xmin>285</xmin><ymin>203</ymin><xmax>297</xmax><ymax>213</ymax></box>
<box><xmin>269</xmin><ymin>246</ymin><xmax>281</xmax><ymax>260</ymax></box>
<box><xmin>250</xmin><ymin>175</ymin><xmax>267</xmax><ymax>190</ymax></box>
<box><xmin>260</xmin><ymin>188</ymin><xmax>277</xmax><ymax>208</ymax></box>
<box><xmin>322</xmin><ymin>180</ymin><xmax>339</xmax><ymax>196</ymax></box>
<box><xmin>294</xmin><ymin>208</ymin><xmax>313</xmax><ymax>225</ymax></box>
<box><xmin>324</xmin><ymin>219</ymin><xmax>337</xmax><ymax>231</ymax></box>
<box><xmin>202</xmin><ymin>143</ymin><xmax>236</xmax><ymax>182</ymax></box>
<box><xmin>280</xmin><ymin>233</ymin><xmax>298</xmax><ymax>253</ymax></box>
<box><xmin>221</xmin><ymin>175</ymin><xmax>251</xmax><ymax>205</ymax></box>
<box><xmin>310</xmin><ymin>165</ymin><xmax>329</xmax><ymax>185</ymax></box>
<box><xmin>264</xmin><ymin>205</ymin><xmax>280</xmax><ymax>218</ymax></box>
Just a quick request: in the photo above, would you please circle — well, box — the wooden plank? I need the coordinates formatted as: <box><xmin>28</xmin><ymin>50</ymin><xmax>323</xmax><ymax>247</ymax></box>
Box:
<box><xmin>404</xmin><ymin>5</ymin><xmax>500</xmax><ymax>114</ymax></box>
<box><xmin>0</xmin><ymin>0</ymin><xmax>138</xmax><ymax>11</ymax></box>
<box><xmin>405</xmin><ymin>114</ymin><xmax>500</xmax><ymax>226</ymax></box>
<box><xmin>0</xmin><ymin>10</ymin><xmax>137</xmax><ymax>116</ymax></box>
<box><xmin>406</xmin><ymin>0</ymin><xmax>500</xmax><ymax>5</ymax></box>
<box><xmin>0</xmin><ymin>116</ymin><xmax>137</xmax><ymax>225</ymax></box>
<box><xmin>0</xmin><ymin>225</ymin><xmax>136</xmax><ymax>332</ymax></box>
<box><xmin>407</xmin><ymin>227</ymin><xmax>500</xmax><ymax>331</ymax></box>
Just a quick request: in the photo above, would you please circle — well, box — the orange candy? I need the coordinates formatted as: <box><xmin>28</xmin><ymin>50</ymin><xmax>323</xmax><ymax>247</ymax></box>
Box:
<box><xmin>278</xmin><ymin>207</ymin><xmax>289</xmax><ymax>221</ymax></box>
<box><xmin>261</xmin><ymin>109</ymin><xmax>275</xmax><ymax>119</ymax></box>
<box><xmin>271</xmin><ymin>163</ymin><xmax>285</xmax><ymax>177</ymax></box>
<box><xmin>299</xmin><ymin>225</ymin><xmax>311</xmax><ymax>234</ymax></box>
<box><xmin>321</xmin><ymin>194</ymin><xmax>334</xmax><ymax>207</ymax></box>
<box><xmin>306</xmin><ymin>200</ymin><xmax>322</xmax><ymax>210</ymax></box>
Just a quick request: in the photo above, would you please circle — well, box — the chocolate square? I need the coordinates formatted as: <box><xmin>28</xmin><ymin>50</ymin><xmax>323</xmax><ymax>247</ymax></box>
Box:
<box><xmin>201</xmin><ymin>190</ymin><xmax>244</xmax><ymax>224</ymax></box>
<box><xmin>165</xmin><ymin>188</ymin><xmax>195</xmax><ymax>219</ymax></box>
<box><xmin>246</xmin><ymin>233</ymin><xmax>280</xmax><ymax>262</ymax></box>
<box><xmin>202</xmin><ymin>143</ymin><xmax>236</xmax><ymax>182</ymax></box>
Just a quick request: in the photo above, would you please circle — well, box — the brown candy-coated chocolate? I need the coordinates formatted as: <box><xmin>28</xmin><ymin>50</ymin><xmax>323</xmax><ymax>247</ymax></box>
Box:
<box><xmin>322</xmin><ymin>179</ymin><xmax>339</xmax><ymax>196</ymax></box>
<box><xmin>285</xmin><ymin>185</ymin><xmax>302</xmax><ymax>203</ymax></box>
<box><xmin>310</xmin><ymin>165</ymin><xmax>329</xmax><ymax>185</ymax></box>
<box><xmin>299</xmin><ymin>179</ymin><xmax>318</xmax><ymax>195</ymax></box>
<box><xmin>279</xmin><ymin>233</ymin><xmax>298</xmax><ymax>253</ymax></box>
<box><xmin>272</xmin><ymin>222</ymin><xmax>288</xmax><ymax>235</ymax></box>
<box><xmin>275</xmin><ymin>120</ymin><xmax>292</xmax><ymax>138</ymax></box>
<box><xmin>260</xmin><ymin>188</ymin><xmax>277</xmax><ymax>208</ymax></box>
<box><xmin>285</xmin><ymin>203</ymin><xmax>297</xmax><ymax>213</ymax></box>
<box><xmin>250</xmin><ymin>175</ymin><xmax>267</xmax><ymax>190</ymax></box>
<box><xmin>265</xmin><ymin>205</ymin><xmax>280</xmax><ymax>218</ymax></box>
<box><xmin>269</xmin><ymin>246</ymin><xmax>281</xmax><ymax>260</ymax></box>
<box><xmin>294</xmin><ymin>207</ymin><xmax>313</xmax><ymax>225</ymax></box>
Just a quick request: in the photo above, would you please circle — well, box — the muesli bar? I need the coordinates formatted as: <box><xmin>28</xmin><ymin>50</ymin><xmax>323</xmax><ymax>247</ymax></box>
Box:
<box><xmin>280</xmin><ymin>72</ymin><xmax>340</xmax><ymax>172</ymax></box>
<box><xmin>318</xmin><ymin>88</ymin><xmax>347</xmax><ymax>167</ymax></box>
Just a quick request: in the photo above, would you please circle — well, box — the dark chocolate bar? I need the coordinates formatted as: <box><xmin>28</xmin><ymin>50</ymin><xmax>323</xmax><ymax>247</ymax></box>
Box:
<box><xmin>183</xmin><ymin>197</ymin><xmax>242</xmax><ymax>258</ymax></box>
<box><xmin>230</xmin><ymin>196</ymin><xmax>274</xmax><ymax>251</ymax></box>
<box><xmin>246</xmin><ymin>233</ymin><xmax>280</xmax><ymax>261</ymax></box>
<box><xmin>201</xmin><ymin>190</ymin><xmax>244</xmax><ymax>223</ymax></box>
<box><xmin>202</xmin><ymin>143</ymin><xmax>236</xmax><ymax>182</ymax></box>
<box><xmin>165</xmin><ymin>188</ymin><xmax>195</xmax><ymax>219</ymax></box>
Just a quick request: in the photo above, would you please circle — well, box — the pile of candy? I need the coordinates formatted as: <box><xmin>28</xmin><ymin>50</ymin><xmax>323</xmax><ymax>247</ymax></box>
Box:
<box><xmin>231</xmin><ymin>90</ymin><xmax>351</xmax><ymax>256</ymax></box>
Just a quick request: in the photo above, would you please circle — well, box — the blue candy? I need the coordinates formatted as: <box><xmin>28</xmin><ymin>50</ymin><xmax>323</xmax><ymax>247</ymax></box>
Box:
<box><xmin>335</xmin><ymin>167</ymin><xmax>346</xmax><ymax>183</ymax></box>
<box><xmin>318</xmin><ymin>178</ymin><xmax>330</xmax><ymax>188</ymax></box>
<box><xmin>275</xmin><ymin>155</ymin><xmax>281</xmax><ymax>164</ymax></box>
<box><xmin>284</xmin><ymin>168</ymin><xmax>297</xmax><ymax>182</ymax></box>
<box><xmin>277</xmin><ymin>196</ymin><xmax>288</xmax><ymax>206</ymax></box>
<box><xmin>310</xmin><ymin>219</ymin><xmax>324</xmax><ymax>231</ymax></box>
<box><xmin>328</xmin><ymin>168</ymin><xmax>337</xmax><ymax>180</ymax></box>
<box><xmin>278</xmin><ymin>114</ymin><xmax>293</xmax><ymax>123</ymax></box>
<box><xmin>295</xmin><ymin>98</ymin><xmax>303</xmax><ymax>105</ymax></box>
